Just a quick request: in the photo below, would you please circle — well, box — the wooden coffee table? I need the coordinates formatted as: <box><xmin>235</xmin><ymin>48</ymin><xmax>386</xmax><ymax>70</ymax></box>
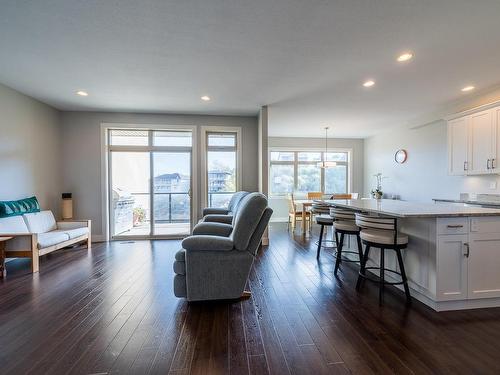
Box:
<box><xmin>0</xmin><ymin>236</ymin><xmax>13</xmax><ymax>278</ymax></box>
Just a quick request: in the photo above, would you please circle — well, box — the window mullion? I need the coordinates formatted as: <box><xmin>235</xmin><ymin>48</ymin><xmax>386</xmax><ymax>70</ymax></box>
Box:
<box><xmin>293</xmin><ymin>151</ymin><xmax>299</xmax><ymax>191</ymax></box>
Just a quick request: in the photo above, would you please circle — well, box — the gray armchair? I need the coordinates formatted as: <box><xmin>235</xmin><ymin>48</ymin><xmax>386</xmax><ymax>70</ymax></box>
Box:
<box><xmin>201</xmin><ymin>191</ymin><xmax>249</xmax><ymax>224</ymax></box>
<box><xmin>173</xmin><ymin>192</ymin><xmax>273</xmax><ymax>301</ymax></box>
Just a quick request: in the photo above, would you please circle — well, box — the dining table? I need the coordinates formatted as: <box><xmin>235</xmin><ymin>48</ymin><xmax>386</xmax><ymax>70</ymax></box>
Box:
<box><xmin>293</xmin><ymin>199</ymin><xmax>314</xmax><ymax>235</ymax></box>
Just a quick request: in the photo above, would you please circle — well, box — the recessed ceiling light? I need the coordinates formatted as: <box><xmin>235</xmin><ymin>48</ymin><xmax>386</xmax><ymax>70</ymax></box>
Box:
<box><xmin>76</xmin><ymin>90</ymin><xmax>88</xmax><ymax>96</ymax></box>
<box><xmin>201</xmin><ymin>95</ymin><xmax>211</xmax><ymax>101</ymax></box>
<box><xmin>363</xmin><ymin>80</ymin><xmax>375</xmax><ymax>88</ymax></box>
<box><xmin>397</xmin><ymin>52</ymin><xmax>413</xmax><ymax>62</ymax></box>
<box><xmin>461</xmin><ymin>85</ymin><xmax>475</xmax><ymax>92</ymax></box>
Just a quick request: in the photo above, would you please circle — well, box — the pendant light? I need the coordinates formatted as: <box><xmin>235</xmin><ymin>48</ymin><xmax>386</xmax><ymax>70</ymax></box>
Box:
<box><xmin>317</xmin><ymin>126</ymin><xmax>337</xmax><ymax>168</ymax></box>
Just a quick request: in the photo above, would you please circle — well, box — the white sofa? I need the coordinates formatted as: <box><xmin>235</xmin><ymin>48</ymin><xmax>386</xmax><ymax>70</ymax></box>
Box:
<box><xmin>0</xmin><ymin>210</ymin><xmax>91</xmax><ymax>273</ymax></box>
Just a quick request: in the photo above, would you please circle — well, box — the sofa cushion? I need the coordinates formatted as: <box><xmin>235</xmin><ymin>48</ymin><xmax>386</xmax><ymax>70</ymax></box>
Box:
<box><xmin>0</xmin><ymin>215</ymin><xmax>30</xmax><ymax>233</ymax></box>
<box><xmin>202</xmin><ymin>214</ymin><xmax>233</xmax><ymax>224</ymax></box>
<box><xmin>175</xmin><ymin>249</ymin><xmax>186</xmax><ymax>261</ymax></box>
<box><xmin>0</xmin><ymin>196</ymin><xmax>40</xmax><ymax>218</ymax></box>
<box><xmin>192</xmin><ymin>222</ymin><xmax>233</xmax><ymax>237</ymax></box>
<box><xmin>23</xmin><ymin>211</ymin><xmax>57</xmax><ymax>233</ymax></box>
<box><xmin>228</xmin><ymin>191</ymin><xmax>249</xmax><ymax>212</ymax></box>
<box><xmin>63</xmin><ymin>227</ymin><xmax>89</xmax><ymax>239</ymax></box>
<box><xmin>173</xmin><ymin>275</ymin><xmax>187</xmax><ymax>298</ymax></box>
<box><xmin>182</xmin><ymin>235</ymin><xmax>234</xmax><ymax>251</ymax></box>
<box><xmin>37</xmin><ymin>231</ymin><xmax>70</xmax><ymax>249</ymax></box>
<box><xmin>173</xmin><ymin>260</ymin><xmax>186</xmax><ymax>275</ymax></box>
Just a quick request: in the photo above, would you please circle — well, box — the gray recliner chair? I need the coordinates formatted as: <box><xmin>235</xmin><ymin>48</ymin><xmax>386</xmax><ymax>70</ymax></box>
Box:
<box><xmin>173</xmin><ymin>192</ymin><xmax>273</xmax><ymax>301</ymax></box>
<box><xmin>200</xmin><ymin>191</ymin><xmax>249</xmax><ymax>224</ymax></box>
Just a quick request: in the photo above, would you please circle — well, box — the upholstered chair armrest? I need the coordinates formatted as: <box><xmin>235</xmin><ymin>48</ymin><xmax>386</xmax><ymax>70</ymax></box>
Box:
<box><xmin>202</xmin><ymin>207</ymin><xmax>229</xmax><ymax>216</ymax></box>
<box><xmin>182</xmin><ymin>235</ymin><xmax>234</xmax><ymax>251</ymax></box>
<box><xmin>202</xmin><ymin>214</ymin><xmax>233</xmax><ymax>224</ymax></box>
<box><xmin>192</xmin><ymin>222</ymin><xmax>233</xmax><ymax>237</ymax></box>
<box><xmin>57</xmin><ymin>220</ymin><xmax>91</xmax><ymax>230</ymax></box>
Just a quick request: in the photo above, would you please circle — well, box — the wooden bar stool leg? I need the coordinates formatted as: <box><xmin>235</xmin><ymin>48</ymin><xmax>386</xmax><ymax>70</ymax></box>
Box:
<box><xmin>379</xmin><ymin>247</ymin><xmax>385</xmax><ymax>305</ymax></box>
<box><xmin>396</xmin><ymin>248</ymin><xmax>412</xmax><ymax>305</ymax></box>
<box><xmin>316</xmin><ymin>224</ymin><xmax>324</xmax><ymax>259</ymax></box>
<box><xmin>356</xmin><ymin>245</ymin><xmax>370</xmax><ymax>291</ymax></box>
<box><xmin>334</xmin><ymin>233</ymin><xmax>344</xmax><ymax>275</ymax></box>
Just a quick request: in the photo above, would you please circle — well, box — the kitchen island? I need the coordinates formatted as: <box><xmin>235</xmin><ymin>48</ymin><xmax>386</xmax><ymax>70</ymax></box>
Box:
<box><xmin>324</xmin><ymin>199</ymin><xmax>500</xmax><ymax>311</ymax></box>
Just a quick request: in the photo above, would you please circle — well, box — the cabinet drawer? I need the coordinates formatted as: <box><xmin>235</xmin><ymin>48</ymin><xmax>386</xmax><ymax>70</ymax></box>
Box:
<box><xmin>437</xmin><ymin>218</ymin><xmax>468</xmax><ymax>235</ymax></box>
<box><xmin>470</xmin><ymin>216</ymin><xmax>500</xmax><ymax>233</ymax></box>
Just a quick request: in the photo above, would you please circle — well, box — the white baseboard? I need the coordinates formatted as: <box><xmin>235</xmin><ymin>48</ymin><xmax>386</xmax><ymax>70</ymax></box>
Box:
<box><xmin>270</xmin><ymin>217</ymin><xmax>288</xmax><ymax>223</ymax></box>
<box><xmin>92</xmin><ymin>234</ymin><xmax>106</xmax><ymax>242</ymax></box>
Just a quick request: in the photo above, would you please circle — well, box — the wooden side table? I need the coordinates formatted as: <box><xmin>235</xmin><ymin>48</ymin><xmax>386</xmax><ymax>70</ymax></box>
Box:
<box><xmin>0</xmin><ymin>236</ymin><xmax>13</xmax><ymax>278</ymax></box>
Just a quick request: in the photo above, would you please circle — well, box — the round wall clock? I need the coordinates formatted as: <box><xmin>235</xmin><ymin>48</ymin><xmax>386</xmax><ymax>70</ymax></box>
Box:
<box><xmin>395</xmin><ymin>149</ymin><xmax>408</xmax><ymax>164</ymax></box>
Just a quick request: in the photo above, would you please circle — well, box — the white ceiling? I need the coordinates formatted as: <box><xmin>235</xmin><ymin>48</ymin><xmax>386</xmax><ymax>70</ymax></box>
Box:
<box><xmin>1</xmin><ymin>0</ymin><xmax>500</xmax><ymax>137</ymax></box>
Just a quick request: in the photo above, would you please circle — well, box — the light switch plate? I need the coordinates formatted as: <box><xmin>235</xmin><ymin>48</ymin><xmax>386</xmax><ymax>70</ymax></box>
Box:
<box><xmin>490</xmin><ymin>181</ymin><xmax>497</xmax><ymax>189</ymax></box>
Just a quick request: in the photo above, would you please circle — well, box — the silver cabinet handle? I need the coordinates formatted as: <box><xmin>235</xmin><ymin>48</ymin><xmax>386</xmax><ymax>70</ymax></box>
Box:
<box><xmin>447</xmin><ymin>225</ymin><xmax>464</xmax><ymax>228</ymax></box>
<box><xmin>463</xmin><ymin>161</ymin><xmax>467</xmax><ymax>171</ymax></box>
<box><xmin>487</xmin><ymin>159</ymin><xmax>491</xmax><ymax>170</ymax></box>
<box><xmin>493</xmin><ymin>158</ymin><xmax>496</xmax><ymax>169</ymax></box>
<box><xmin>463</xmin><ymin>242</ymin><xmax>470</xmax><ymax>257</ymax></box>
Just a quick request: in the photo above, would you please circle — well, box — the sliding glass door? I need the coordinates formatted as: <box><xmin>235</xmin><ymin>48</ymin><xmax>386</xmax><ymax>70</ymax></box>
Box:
<box><xmin>111</xmin><ymin>151</ymin><xmax>151</xmax><ymax>236</ymax></box>
<box><xmin>109</xmin><ymin>129</ymin><xmax>193</xmax><ymax>239</ymax></box>
<box><xmin>152</xmin><ymin>152</ymin><xmax>191</xmax><ymax>236</ymax></box>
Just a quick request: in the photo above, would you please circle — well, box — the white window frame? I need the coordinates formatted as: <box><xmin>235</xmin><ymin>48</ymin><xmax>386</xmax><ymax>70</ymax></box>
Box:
<box><xmin>268</xmin><ymin>147</ymin><xmax>352</xmax><ymax>197</ymax></box>
<box><xmin>200</xmin><ymin>126</ymin><xmax>242</xmax><ymax>211</ymax></box>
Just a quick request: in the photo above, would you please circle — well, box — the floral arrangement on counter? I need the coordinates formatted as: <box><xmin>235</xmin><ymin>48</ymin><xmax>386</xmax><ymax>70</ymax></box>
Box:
<box><xmin>371</xmin><ymin>173</ymin><xmax>386</xmax><ymax>199</ymax></box>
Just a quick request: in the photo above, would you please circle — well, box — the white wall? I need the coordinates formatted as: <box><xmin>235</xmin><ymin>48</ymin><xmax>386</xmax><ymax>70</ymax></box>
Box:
<box><xmin>0</xmin><ymin>83</ymin><xmax>61</xmax><ymax>214</ymax></box>
<box><xmin>363</xmin><ymin>119</ymin><xmax>500</xmax><ymax>202</ymax></box>
<box><xmin>363</xmin><ymin>87</ymin><xmax>500</xmax><ymax>202</ymax></box>
<box><xmin>268</xmin><ymin>136</ymin><xmax>364</xmax><ymax>221</ymax></box>
<box><xmin>60</xmin><ymin>112</ymin><xmax>259</xmax><ymax>238</ymax></box>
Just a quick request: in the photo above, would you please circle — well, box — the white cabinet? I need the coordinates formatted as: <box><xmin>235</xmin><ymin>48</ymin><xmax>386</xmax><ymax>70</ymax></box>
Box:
<box><xmin>493</xmin><ymin>106</ymin><xmax>500</xmax><ymax>171</ymax></box>
<box><xmin>436</xmin><ymin>235</ymin><xmax>468</xmax><ymax>301</ymax></box>
<box><xmin>468</xmin><ymin>233</ymin><xmax>500</xmax><ymax>299</ymax></box>
<box><xmin>436</xmin><ymin>217</ymin><xmax>500</xmax><ymax>302</ymax></box>
<box><xmin>448</xmin><ymin>117</ymin><xmax>469</xmax><ymax>175</ymax></box>
<box><xmin>447</xmin><ymin>105</ymin><xmax>499</xmax><ymax>175</ymax></box>
<box><xmin>469</xmin><ymin>109</ymin><xmax>494</xmax><ymax>175</ymax></box>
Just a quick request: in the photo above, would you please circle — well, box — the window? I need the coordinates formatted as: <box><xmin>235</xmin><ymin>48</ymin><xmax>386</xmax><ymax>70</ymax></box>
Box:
<box><xmin>269</xmin><ymin>164</ymin><xmax>294</xmax><ymax>194</ymax></box>
<box><xmin>297</xmin><ymin>164</ymin><xmax>321</xmax><ymax>192</ymax></box>
<box><xmin>205</xmin><ymin>131</ymin><xmax>239</xmax><ymax>208</ymax></box>
<box><xmin>110</xmin><ymin>129</ymin><xmax>149</xmax><ymax>146</ymax></box>
<box><xmin>269</xmin><ymin>150</ymin><xmax>350</xmax><ymax>196</ymax></box>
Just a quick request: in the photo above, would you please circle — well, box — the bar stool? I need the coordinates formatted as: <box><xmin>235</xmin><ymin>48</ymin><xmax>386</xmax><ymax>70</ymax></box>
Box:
<box><xmin>330</xmin><ymin>207</ymin><xmax>363</xmax><ymax>275</ymax></box>
<box><xmin>313</xmin><ymin>202</ymin><xmax>336</xmax><ymax>255</ymax></box>
<box><xmin>355</xmin><ymin>213</ymin><xmax>411</xmax><ymax>305</ymax></box>
<box><xmin>315</xmin><ymin>214</ymin><xmax>335</xmax><ymax>259</ymax></box>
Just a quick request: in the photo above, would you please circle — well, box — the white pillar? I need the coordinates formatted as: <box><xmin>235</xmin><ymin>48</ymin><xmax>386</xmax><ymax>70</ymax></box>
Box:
<box><xmin>258</xmin><ymin>106</ymin><xmax>269</xmax><ymax>245</ymax></box>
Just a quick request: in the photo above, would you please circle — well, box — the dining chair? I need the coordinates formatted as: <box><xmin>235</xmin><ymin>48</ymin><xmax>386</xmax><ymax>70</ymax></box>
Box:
<box><xmin>308</xmin><ymin>191</ymin><xmax>325</xmax><ymax>223</ymax></box>
<box><xmin>286</xmin><ymin>193</ymin><xmax>311</xmax><ymax>232</ymax></box>
<box><xmin>330</xmin><ymin>193</ymin><xmax>352</xmax><ymax>199</ymax></box>
<box><xmin>307</xmin><ymin>191</ymin><xmax>323</xmax><ymax>200</ymax></box>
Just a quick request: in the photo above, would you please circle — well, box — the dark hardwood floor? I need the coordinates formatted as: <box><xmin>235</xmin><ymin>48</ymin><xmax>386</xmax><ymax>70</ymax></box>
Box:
<box><xmin>1</xmin><ymin>223</ymin><xmax>500</xmax><ymax>374</ymax></box>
